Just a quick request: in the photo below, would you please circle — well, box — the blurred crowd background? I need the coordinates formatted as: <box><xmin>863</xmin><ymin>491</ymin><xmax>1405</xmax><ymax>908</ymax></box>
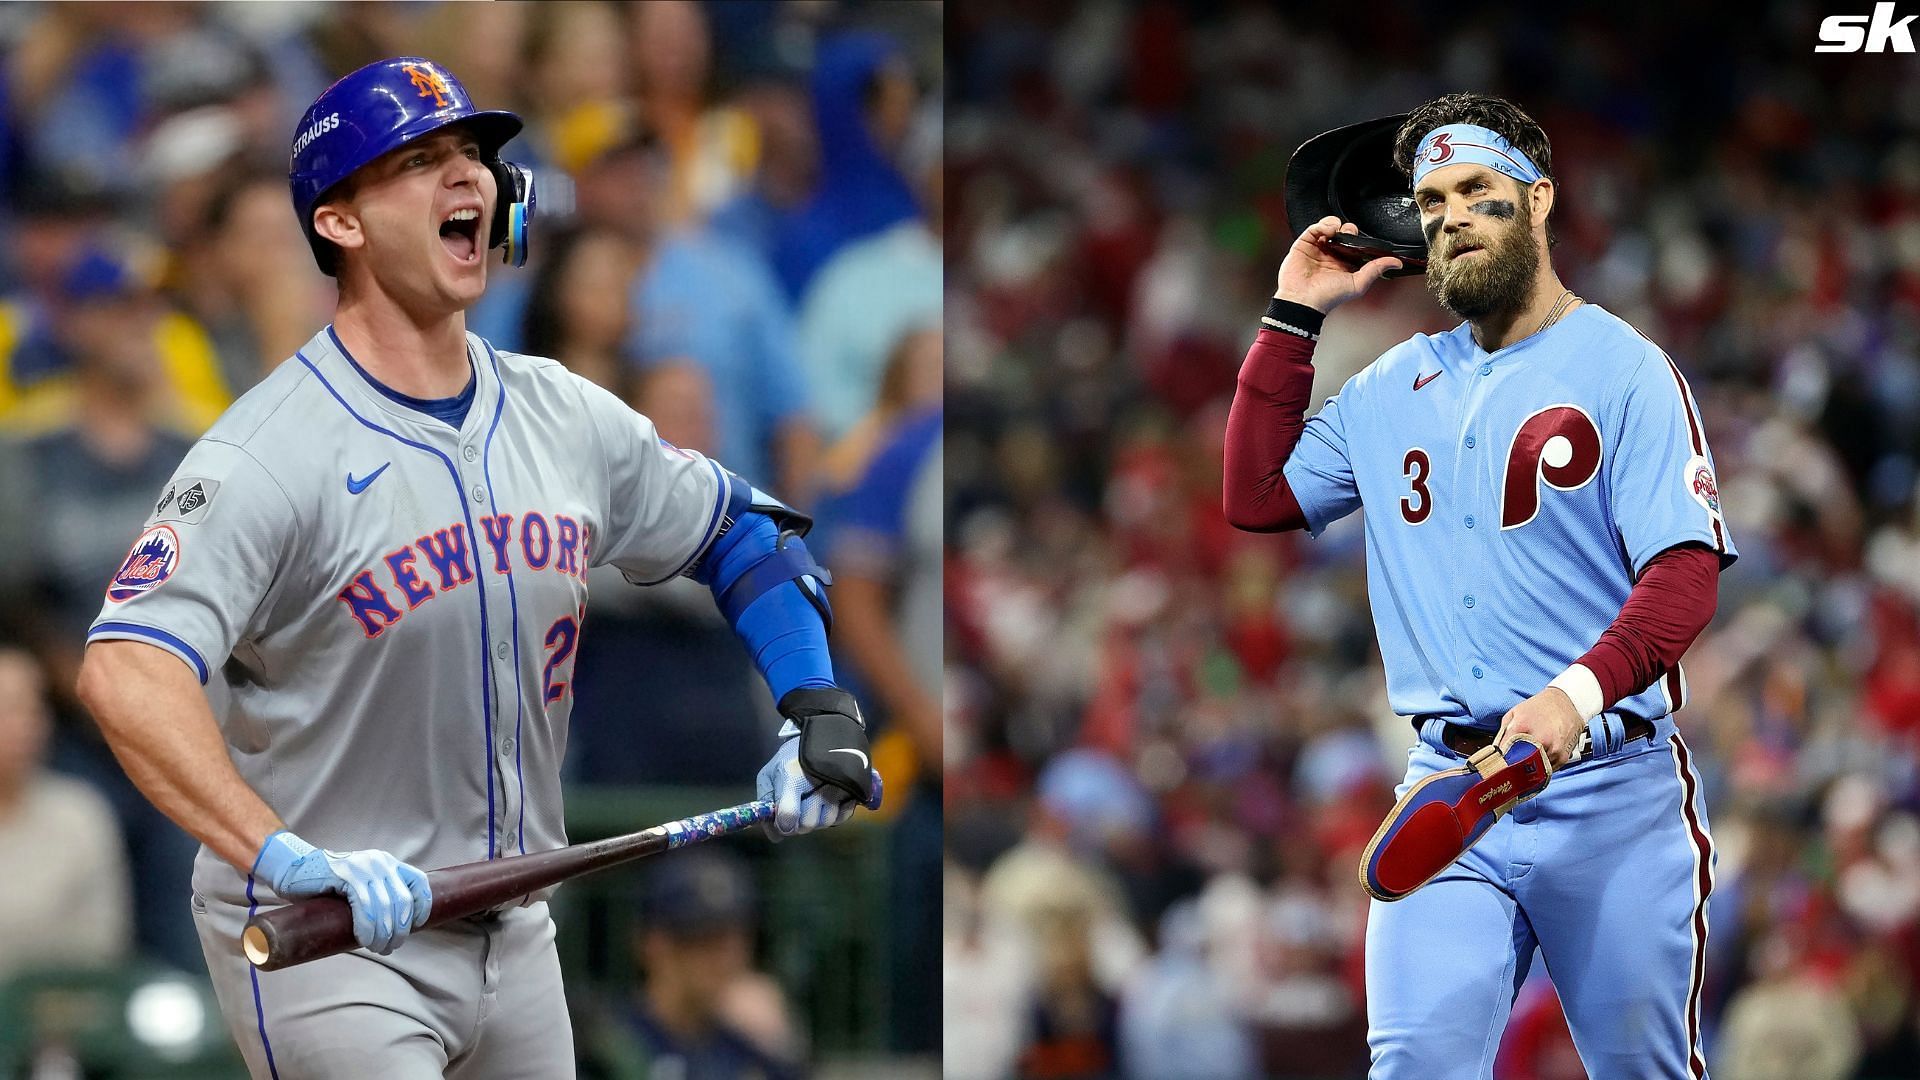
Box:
<box><xmin>946</xmin><ymin>3</ymin><xmax>1920</xmax><ymax>1079</ymax></box>
<box><xmin>0</xmin><ymin>1</ymin><xmax>940</xmax><ymax>1077</ymax></box>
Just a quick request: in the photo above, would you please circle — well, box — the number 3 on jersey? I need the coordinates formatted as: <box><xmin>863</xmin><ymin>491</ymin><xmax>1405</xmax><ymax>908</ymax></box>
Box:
<box><xmin>541</xmin><ymin>609</ymin><xmax>583</xmax><ymax>704</ymax></box>
<box><xmin>1400</xmin><ymin>449</ymin><xmax>1432</xmax><ymax>524</ymax></box>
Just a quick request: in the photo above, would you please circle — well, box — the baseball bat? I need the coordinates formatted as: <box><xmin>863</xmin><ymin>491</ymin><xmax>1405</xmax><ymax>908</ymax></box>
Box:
<box><xmin>241</xmin><ymin>774</ymin><xmax>881</xmax><ymax>971</ymax></box>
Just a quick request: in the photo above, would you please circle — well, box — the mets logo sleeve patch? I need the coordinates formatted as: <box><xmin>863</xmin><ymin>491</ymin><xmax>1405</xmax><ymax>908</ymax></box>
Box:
<box><xmin>107</xmin><ymin>525</ymin><xmax>181</xmax><ymax>601</ymax></box>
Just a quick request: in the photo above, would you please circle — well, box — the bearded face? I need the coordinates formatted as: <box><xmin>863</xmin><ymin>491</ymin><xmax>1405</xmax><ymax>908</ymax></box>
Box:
<box><xmin>1423</xmin><ymin>187</ymin><xmax>1540</xmax><ymax>321</ymax></box>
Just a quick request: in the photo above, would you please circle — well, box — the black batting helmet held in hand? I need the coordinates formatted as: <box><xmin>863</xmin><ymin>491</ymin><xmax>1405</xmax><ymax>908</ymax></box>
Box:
<box><xmin>1284</xmin><ymin>113</ymin><xmax>1428</xmax><ymax>278</ymax></box>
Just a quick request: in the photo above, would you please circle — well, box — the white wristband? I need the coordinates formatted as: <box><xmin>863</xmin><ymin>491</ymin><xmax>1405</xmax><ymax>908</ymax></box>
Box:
<box><xmin>1548</xmin><ymin>664</ymin><xmax>1605</xmax><ymax>723</ymax></box>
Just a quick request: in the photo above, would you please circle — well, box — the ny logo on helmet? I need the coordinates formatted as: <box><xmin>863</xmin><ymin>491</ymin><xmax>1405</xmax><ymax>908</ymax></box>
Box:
<box><xmin>404</xmin><ymin>64</ymin><xmax>452</xmax><ymax>108</ymax></box>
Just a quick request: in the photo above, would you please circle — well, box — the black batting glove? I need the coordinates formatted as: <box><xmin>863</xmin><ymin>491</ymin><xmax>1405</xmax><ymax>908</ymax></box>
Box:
<box><xmin>779</xmin><ymin>687</ymin><xmax>878</xmax><ymax>807</ymax></box>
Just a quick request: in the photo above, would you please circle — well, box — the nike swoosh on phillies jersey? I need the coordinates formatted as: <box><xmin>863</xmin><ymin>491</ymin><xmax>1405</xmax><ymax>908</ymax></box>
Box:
<box><xmin>829</xmin><ymin>747</ymin><xmax>870</xmax><ymax>768</ymax></box>
<box><xmin>1413</xmin><ymin>370</ymin><xmax>1443</xmax><ymax>391</ymax></box>
<box><xmin>346</xmin><ymin>463</ymin><xmax>391</xmax><ymax>494</ymax></box>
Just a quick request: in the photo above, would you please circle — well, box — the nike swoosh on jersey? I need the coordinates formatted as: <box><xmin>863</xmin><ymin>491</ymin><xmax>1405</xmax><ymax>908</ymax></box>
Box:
<box><xmin>1413</xmin><ymin>370</ymin><xmax>1443</xmax><ymax>391</ymax></box>
<box><xmin>346</xmin><ymin>463</ymin><xmax>392</xmax><ymax>494</ymax></box>
<box><xmin>829</xmin><ymin>747</ymin><xmax>870</xmax><ymax>768</ymax></box>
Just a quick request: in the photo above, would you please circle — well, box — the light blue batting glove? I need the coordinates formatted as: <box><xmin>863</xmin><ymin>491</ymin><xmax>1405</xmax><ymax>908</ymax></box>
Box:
<box><xmin>756</xmin><ymin>731</ymin><xmax>879</xmax><ymax>837</ymax></box>
<box><xmin>251</xmin><ymin>831</ymin><xmax>434</xmax><ymax>955</ymax></box>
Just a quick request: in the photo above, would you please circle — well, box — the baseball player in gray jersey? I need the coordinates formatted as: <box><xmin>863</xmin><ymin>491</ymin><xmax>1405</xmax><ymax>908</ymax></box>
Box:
<box><xmin>73</xmin><ymin>58</ymin><xmax>877</xmax><ymax>1079</ymax></box>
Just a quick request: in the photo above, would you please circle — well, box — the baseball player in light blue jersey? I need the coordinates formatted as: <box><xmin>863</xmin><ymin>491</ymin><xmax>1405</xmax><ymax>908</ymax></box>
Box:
<box><xmin>73</xmin><ymin>58</ymin><xmax>877</xmax><ymax>1079</ymax></box>
<box><xmin>1225</xmin><ymin>94</ymin><xmax>1735</xmax><ymax>1078</ymax></box>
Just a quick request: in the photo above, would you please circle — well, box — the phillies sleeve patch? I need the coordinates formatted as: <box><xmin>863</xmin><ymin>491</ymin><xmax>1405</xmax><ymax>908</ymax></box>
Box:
<box><xmin>1685</xmin><ymin>455</ymin><xmax>1721</xmax><ymax>516</ymax></box>
<box><xmin>108</xmin><ymin>525</ymin><xmax>182</xmax><ymax>602</ymax></box>
<box><xmin>152</xmin><ymin>477</ymin><xmax>219</xmax><ymax>525</ymax></box>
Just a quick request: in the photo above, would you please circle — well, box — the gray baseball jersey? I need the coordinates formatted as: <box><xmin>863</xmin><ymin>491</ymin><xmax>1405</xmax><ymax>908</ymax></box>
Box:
<box><xmin>89</xmin><ymin>326</ymin><xmax>729</xmax><ymax>905</ymax></box>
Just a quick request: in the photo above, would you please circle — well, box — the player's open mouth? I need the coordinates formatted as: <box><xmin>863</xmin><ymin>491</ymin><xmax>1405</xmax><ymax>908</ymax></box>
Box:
<box><xmin>1451</xmin><ymin>243</ymin><xmax>1483</xmax><ymax>259</ymax></box>
<box><xmin>439</xmin><ymin>207</ymin><xmax>482</xmax><ymax>264</ymax></box>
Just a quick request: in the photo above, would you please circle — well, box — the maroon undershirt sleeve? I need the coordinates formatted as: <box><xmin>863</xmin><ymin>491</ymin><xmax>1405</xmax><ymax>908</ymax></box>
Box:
<box><xmin>1223</xmin><ymin>300</ymin><xmax>1326</xmax><ymax>532</ymax></box>
<box><xmin>1575</xmin><ymin>544</ymin><xmax>1720</xmax><ymax>707</ymax></box>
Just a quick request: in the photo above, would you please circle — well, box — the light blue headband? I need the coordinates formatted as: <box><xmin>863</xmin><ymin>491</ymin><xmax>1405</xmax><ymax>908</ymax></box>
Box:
<box><xmin>1411</xmin><ymin>124</ymin><xmax>1545</xmax><ymax>189</ymax></box>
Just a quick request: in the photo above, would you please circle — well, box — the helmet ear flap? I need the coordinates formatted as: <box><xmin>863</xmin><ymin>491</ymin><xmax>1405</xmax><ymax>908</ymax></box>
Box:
<box><xmin>487</xmin><ymin>160</ymin><xmax>533</xmax><ymax>267</ymax></box>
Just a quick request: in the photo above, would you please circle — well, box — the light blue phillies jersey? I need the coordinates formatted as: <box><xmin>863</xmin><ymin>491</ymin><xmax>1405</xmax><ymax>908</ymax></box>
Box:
<box><xmin>1284</xmin><ymin>303</ymin><xmax>1735</xmax><ymax>729</ymax></box>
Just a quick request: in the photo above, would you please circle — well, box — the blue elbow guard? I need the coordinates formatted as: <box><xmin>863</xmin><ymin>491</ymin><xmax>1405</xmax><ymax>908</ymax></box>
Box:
<box><xmin>716</xmin><ymin>529</ymin><xmax>832</xmax><ymax>631</ymax></box>
<box><xmin>695</xmin><ymin>473</ymin><xmax>834</xmax><ymax>632</ymax></box>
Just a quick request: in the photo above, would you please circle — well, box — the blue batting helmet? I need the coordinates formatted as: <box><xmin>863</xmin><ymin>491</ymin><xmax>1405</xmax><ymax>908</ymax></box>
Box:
<box><xmin>289</xmin><ymin>57</ymin><xmax>533</xmax><ymax>276</ymax></box>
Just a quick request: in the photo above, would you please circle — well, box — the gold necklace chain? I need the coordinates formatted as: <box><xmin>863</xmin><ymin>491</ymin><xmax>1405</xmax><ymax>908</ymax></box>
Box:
<box><xmin>1536</xmin><ymin>288</ymin><xmax>1579</xmax><ymax>337</ymax></box>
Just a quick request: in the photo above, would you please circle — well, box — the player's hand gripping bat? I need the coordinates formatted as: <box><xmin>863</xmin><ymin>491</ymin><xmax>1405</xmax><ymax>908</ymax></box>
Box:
<box><xmin>241</xmin><ymin>776</ymin><xmax>883</xmax><ymax>971</ymax></box>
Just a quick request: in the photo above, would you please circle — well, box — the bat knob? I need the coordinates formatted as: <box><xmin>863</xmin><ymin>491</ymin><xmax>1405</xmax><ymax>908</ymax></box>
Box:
<box><xmin>242</xmin><ymin>924</ymin><xmax>272</xmax><ymax>967</ymax></box>
<box><xmin>863</xmin><ymin>769</ymin><xmax>884</xmax><ymax>812</ymax></box>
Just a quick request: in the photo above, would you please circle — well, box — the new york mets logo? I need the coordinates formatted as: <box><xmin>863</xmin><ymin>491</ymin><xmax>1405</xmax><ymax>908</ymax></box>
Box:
<box><xmin>404</xmin><ymin>64</ymin><xmax>452</xmax><ymax>108</ymax></box>
<box><xmin>1425</xmin><ymin>132</ymin><xmax>1455</xmax><ymax>165</ymax></box>
<box><xmin>108</xmin><ymin>525</ymin><xmax>181</xmax><ymax>602</ymax></box>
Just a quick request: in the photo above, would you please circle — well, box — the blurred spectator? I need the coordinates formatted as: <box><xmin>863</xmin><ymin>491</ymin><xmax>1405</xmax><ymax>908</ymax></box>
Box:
<box><xmin>1713</xmin><ymin>972</ymin><xmax>1863</xmax><ymax>1080</ymax></box>
<box><xmin>173</xmin><ymin>164</ymin><xmax>331</xmax><ymax>393</ymax></box>
<box><xmin>622</xmin><ymin>850</ymin><xmax>805</xmax><ymax>1080</ymax></box>
<box><xmin>1019</xmin><ymin>902</ymin><xmax>1122</xmax><ymax>1080</ymax></box>
<box><xmin>137</xmin><ymin>31</ymin><xmax>284</xmax><ymax>252</ymax></box>
<box><xmin>981</xmin><ymin>790</ymin><xmax>1150</xmax><ymax>996</ymax></box>
<box><xmin>8</xmin><ymin>5</ymin><xmax>158</xmax><ymax>198</ymax></box>
<box><xmin>708</xmin><ymin>78</ymin><xmax>821</xmax><ymax>262</ymax></box>
<box><xmin>1117</xmin><ymin>899</ymin><xmax>1258</xmax><ymax>1080</ymax></box>
<box><xmin>0</xmin><ymin>647</ymin><xmax>130</xmax><ymax>980</ymax></box>
<box><xmin>521</xmin><ymin>224</ymin><xmax>643</xmax><ymax>395</ymax></box>
<box><xmin>524</xmin><ymin>0</ymin><xmax>630</xmax><ymax>177</ymax></box>
<box><xmin>945</xmin><ymin>862</ymin><xmax>1035</xmax><ymax>1080</ymax></box>
<box><xmin>629</xmin><ymin>1</ymin><xmax>761</xmax><ymax>228</ymax></box>
<box><xmin>631</xmin><ymin>361</ymin><xmax>718</xmax><ymax>457</ymax></box>
<box><xmin>0</xmin><ymin>242</ymin><xmax>229</xmax><ymax>436</ymax></box>
<box><xmin>1</xmin><ymin>175</ymin><xmax>112</xmax><ymax>300</ymax></box>
<box><xmin>798</xmin><ymin>108</ymin><xmax>942</xmax><ymax>440</ymax></box>
<box><xmin>770</xmin><ymin>31</ymin><xmax>922</xmax><ymax>303</ymax></box>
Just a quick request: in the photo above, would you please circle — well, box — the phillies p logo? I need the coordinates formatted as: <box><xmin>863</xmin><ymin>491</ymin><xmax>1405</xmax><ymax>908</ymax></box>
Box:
<box><xmin>1502</xmin><ymin>405</ymin><xmax>1603</xmax><ymax>528</ymax></box>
